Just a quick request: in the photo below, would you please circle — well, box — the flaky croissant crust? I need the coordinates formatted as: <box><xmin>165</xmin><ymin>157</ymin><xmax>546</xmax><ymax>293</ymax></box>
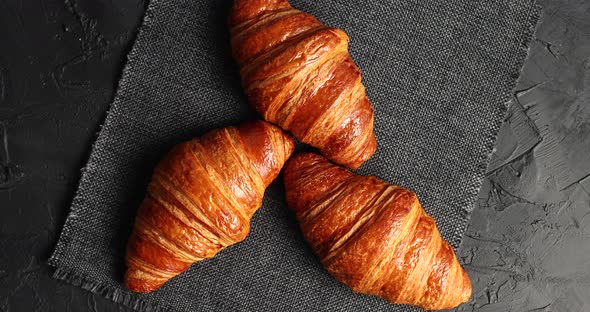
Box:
<box><xmin>283</xmin><ymin>153</ymin><xmax>471</xmax><ymax>310</ymax></box>
<box><xmin>125</xmin><ymin>121</ymin><xmax>294</xmax><ymax>293</ymax></box>
<box><xmin>229</xmin><ymin>0</ymin><xmax>377</xmax><ymax>169</ymax></box>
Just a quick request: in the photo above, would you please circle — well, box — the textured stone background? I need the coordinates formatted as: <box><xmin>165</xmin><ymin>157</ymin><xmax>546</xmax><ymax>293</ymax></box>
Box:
<box><xmin>0</xmin><ymin>0</ymin><xmax>588</xmax><ymax>311</ymax></box>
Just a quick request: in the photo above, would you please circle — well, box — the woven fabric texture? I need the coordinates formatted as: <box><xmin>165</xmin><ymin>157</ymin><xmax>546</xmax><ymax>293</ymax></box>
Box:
<box><xmin>49</xmin><ymin>0</ymin><xmax>541</xmax><ymax>311</ymax></box>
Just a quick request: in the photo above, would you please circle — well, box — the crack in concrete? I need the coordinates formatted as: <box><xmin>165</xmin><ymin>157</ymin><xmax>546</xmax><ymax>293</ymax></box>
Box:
<box><xmin>87</xmin><ymin>293</ymin><xmax>98</xmax><ymax>312</ymax></box>
<box><xmin>18</xmin><ymin>257</ymin><xmax>41</xmax><ymax>277</ymax></box>
<box><xmin>562</xmin><ymin>172</ymin><xmax>590</xmax><ymax>191</ymax></box>
<box><xmin>526</xmin><ymin>303</ymin><xmax>551</xmax><ymax>311</ymax></box>
<box><xmin>64</xmin><ymin>0</ymin><xmax>106</xmax><ymax>55</ymax></box>
<box><xmin>0</xmin><ymin>123</ymin><xmax>25</xmax><ymax>190</ymax></box>
<box><xmin>0</xmin><ymin>64</ymin><xmax>6</xmax><ymax>104</ymax></box>
<box><xmin>535</xmin><ymin>38</ymin><xmax>560</xmax><ymax>58</ymax></box>
<box><xmin>514</xmin><ymin>82</ymin><xmax>548</xmax><ymax>98</ymax></box>
<box><xmin>487</xmin><ymin>179</ymin><xmax>536</xmax><ymax>210</ymax></box>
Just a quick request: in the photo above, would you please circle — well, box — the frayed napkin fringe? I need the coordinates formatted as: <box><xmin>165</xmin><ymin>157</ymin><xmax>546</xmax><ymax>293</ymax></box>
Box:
<box><xmin>52</xmin><ymin>266</ymin><xmax>171</xmax><ymax>312</ymax></box>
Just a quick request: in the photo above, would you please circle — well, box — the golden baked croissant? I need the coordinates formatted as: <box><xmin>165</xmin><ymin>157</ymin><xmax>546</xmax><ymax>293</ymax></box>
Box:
<box><xmin>229</xmin><ymin>0</ymin><xmax>377</xmax><ymax>170</ymax></box>
<box><xmin>283</xmin><ymin>153</ymin><xmax>471</xmax><ymax>310</ymax></box>
<box><xmin>125</xmin><ymin>121</ymin><xmax>294</xmax><ymax>292</ymax></box>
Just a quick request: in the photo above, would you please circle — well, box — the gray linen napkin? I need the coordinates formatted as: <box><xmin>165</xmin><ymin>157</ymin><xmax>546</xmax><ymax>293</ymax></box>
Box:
<box><xmin>48</xmin><ymin>0</ymin><xmax>541</xmax><ymax>311</ymax></box>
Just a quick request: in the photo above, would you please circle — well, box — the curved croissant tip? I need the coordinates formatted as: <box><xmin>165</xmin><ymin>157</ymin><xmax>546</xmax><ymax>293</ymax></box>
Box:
<box><xmin>245</xmin><ymin>119</ymin><xmax>295</xmax><ymax>156</ymax></box>
<box><xmin>124</xmin><ymin>269</ymin><xmax>162</xmax><ymax>293</ymax></box>
<box><xmin>460</xmin><ymin>270</ymin><xmax>473</xmax><ymax>303</ymax></box>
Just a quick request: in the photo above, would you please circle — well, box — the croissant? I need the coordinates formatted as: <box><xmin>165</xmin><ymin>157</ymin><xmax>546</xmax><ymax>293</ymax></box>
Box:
<box><xmin>229</xmin><ymin>0</ymin><xmax>377</xmax><ymax>170</ymax></box>
<box><xmin>283</xmin><ymin>153</ymin><xmax>471</xmax><ymax>310</ymax></box>
<box><xmin>125</xmin><ymin>120</ymin><xmax>294</xmax><ymax>292</ymax></box>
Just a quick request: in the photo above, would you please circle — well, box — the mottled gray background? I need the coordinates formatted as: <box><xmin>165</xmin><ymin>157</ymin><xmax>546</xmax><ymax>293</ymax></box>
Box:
<box><xmin>0</xmin><ymin>0</ymin><xmax>588</xmax><ymax>311</ymax></box>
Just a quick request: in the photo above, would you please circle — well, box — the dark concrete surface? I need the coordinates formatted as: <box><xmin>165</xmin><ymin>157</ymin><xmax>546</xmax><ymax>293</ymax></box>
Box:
<box><xmin>0</xmin><ymin>0</ymin><xmax>588</xmax><ymax>311</ymax></box>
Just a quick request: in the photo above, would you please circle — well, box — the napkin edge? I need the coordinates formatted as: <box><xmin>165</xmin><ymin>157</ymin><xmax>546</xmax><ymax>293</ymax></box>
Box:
<box><xmin>449</xmin><ymin>0</ymin><xmax>543</xmax><ymax>250</ymax></box>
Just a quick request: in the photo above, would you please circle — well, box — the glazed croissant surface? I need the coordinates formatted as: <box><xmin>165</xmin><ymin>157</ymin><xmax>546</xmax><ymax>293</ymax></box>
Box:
<box><xmin>125</xmin><ymin>121</ymin><xmax>294</xmax><ymax>293</ymax></box>
<box><xmin>229</xmin><ymin>0</ymin><xmax>377</xmax><ymax>170</ymax></box>
<box><xmin>283</xmin><ymin>153</ymin><xmax>471</xmax><ymax>310</ymax></box>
